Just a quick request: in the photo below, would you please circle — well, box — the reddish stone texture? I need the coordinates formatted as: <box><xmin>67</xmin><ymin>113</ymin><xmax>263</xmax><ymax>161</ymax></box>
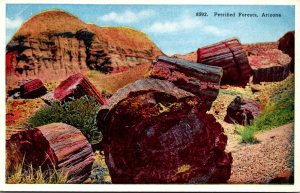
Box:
<box><xmin>278</xmin><ymin>31</ymin><xmax>295</xmax><ymax>72</ymax></box>
<box><xmin>6</xmin><ymin>123</ymin><xmax>94</xmax><ymax>183</ymax></box>
<box><xmin>53</xmin><ymin>73</ymin><xmax>107</xmax><ymax>105</ymax></box>
<box><xmin>98</xmin><ymin>79</ymin><xmax>232</xmax><ymax>183</ymax></box>
<box><xmin>20</xmin><ymin>79</ymin><xmax>47</xmax><ymax>99</ymax></box>
<box><xmin>249</xmin><ymin>49</ymin><xmax>291</xmax><ymax>83</ymax></box>
<box><xmin>224</xmin><ymin>96</ymin><xmax>261</xmax><ymax>125</ymax></box>
<box><xmin>197</xmin><ymin>38</ymin><xmax>251</xmax><ymax>87</ymax></box>
<box><xmin>146</xmin><ymin>56</ymin><xmax>223</xmax><ymax>110</ymax></box>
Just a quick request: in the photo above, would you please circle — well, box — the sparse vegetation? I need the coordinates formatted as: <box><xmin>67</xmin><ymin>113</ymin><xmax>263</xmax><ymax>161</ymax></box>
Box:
<box><xmin>7</xmin><ymin>162</ymin><xmax>68</xmax><ymax>184</ymax></box>
<box><xmin>235</xmin><ymin>125</ymin><xmax>258</xmax><ymax>144</ymax></box>
<box><xmin>236</xmin><ymin>75</ymin><xmax>294</xmax><ymax>143</ymax></box>
<box><xmin>27</xmin><ymin>95</ymin><xmax>101</xmax><ymax>144</ymax></box>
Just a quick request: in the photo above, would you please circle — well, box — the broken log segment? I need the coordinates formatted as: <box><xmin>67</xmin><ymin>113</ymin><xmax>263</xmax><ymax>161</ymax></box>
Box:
<box><xmin>146</xmin><ymin>56</ymin><xmax>223</xmax><ymax>110</ymax></box>
<box><xmin>224</xmin><ymin>96</ymin><xmax>261</xmax><ymax>125</ymax></box>
<box><xmin>197</xmin><ymin>38</ymin><xmax>252</xmax><ymax>87</ymax></box>
<box><xmin>98</xmin><ymin>79</ymin><xmax>232</xmax><ymax>183</ymax></box>
<box><xmin>249</xmin><ymin>49</ymin><xmax>291</xmax><ymax>83</ymax></box>
<box><xmin>19</xmin><ymin>79</ymin><xmax>47</xmax><ymax>99</ymax></box>
<box><xmin>53</xmin><ymin>73</ymin><xmax>107</xmax><ymax>105</ymax></box>
<box><xmin>6</xmin><ymin>123</ymin><xmax>94</xmax><ymax>183</ymax></box>
<box><xmin>278</xmin><ymin>31</ymin><xmax>295</xmax><ymax>72</ymax></box>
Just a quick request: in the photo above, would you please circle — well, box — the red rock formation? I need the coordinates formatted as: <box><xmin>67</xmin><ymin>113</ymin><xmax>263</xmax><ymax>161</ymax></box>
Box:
<box><xmin>53</xmin><ymin>73</ymin><xmax>107</xmax><ymax>105</ymax></box>
<box><xmin>146</xmin><ymin>56</ymin><xmax>223</xmax><ymax>110</ymax></box>
<box><xmin>249</xmin><ymin>49</ymin><xmax>291</xmax><ymax>83</ymax></box>
<box><xmin>6</xmin><ymin>10</ymin><xmax>163</xmax><ymax>89</ymax></box>
<box><xmin>224</xmin><ymin>96</ymin><xmax>261</xmax><ymax>125</ymax></box>
<box><xmin>278</xmin><ymin>31</ymin><xmax>295</xmax><ymax>72</ymax></box>
<box><xmin>242</xmin><ymin>42</ymin><xmax>279</xmax><ymax>56</ymax></box>
<box><xmin>98</xmin><ymin>79</ymin><xmax>232</xmax><ymax>183</ymax></box>
<box><xmin>197</xmin><ymin>38</ymin><xmax>251</xmax><ymax>87</ymax></box>
<box><xmin>6</xmin><ymin>123</ymin><xmax>94</xmax><ymax>183</ymax></box>
<box><xmin>19</xmin><ymin>79</ymin><xmax>47</xmax><ymax>98</ymax></box>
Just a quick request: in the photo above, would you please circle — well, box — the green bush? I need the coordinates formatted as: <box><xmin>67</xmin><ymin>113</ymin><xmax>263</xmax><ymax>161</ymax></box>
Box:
<box><xmin>27</xmin><ymin>95</ymin><xmax>101</xmax><ymax>145</ymax></box>
<box><xmin>236</xmin><ymin>125</ymin><xmax>258</xmax><ymax>144</ymax></box>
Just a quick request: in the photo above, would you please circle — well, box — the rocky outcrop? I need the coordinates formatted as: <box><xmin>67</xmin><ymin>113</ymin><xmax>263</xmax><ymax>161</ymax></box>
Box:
<box><xmin>6</xmin><ymin>10</ymin><xmax>163</xmax><ymax>89</ymax></box>
<box><xmin>146</xmin><ymin>56</ymin><xmax>223</xmax><ymax>110</ymax></box>
<box><xmin>224</xmin><ymin>96</ymin><xmax>261</xmax><ymax>125</ymax></box>
<box><xmin>98</xmin><ymin>79</ymin><xmax>232</xmax><ymax>183</ymax></box>
<box><xmin>6</xmin><ymin>123</ymin><xmax>94</xmax><ymax>183</ymax></box>
<box><xmin>249</xmin><ymin>49</ymin><xmax>291</xmax><ymax>83</ymax></box>
<box><xmin>197</xmin><ymin>38</ymin><xmax>251</xmax><ymax>87</ymax></box>
<box><xmin>278</xmin><ymin>31</ymin><xmax>295</xmax><ymax>72</ymax></box>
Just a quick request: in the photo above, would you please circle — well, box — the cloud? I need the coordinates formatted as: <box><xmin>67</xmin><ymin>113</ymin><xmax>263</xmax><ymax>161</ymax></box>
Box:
<box><xmin>145</xmin><ymin>14</ymin><xmax>228</xmax><ymax>37</ymax></box>
<box><xmin>146</xmin><ymin>15</ymin><xmax>202</xmax><ymax>33</ymax></box>
<box><xmin>202</xmin><ymin>26</ymin><xmax>225</xmax><ymax>36</ymax></box>
<box><xmin>6</xmin><ymin>16</ymin><xmax>24</xmax><ymax>29</ymax></box>
<box><xmin>98</xmin><ymin>9</ymin><xmax>154</xmax><ymax>24</ymax></box>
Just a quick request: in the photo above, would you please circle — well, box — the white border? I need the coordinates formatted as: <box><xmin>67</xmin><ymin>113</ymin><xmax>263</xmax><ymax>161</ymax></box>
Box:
<box><xmin>0</xmin><ymin>0</ymin><xmax>299</xmax><ymax>192</ymax></box>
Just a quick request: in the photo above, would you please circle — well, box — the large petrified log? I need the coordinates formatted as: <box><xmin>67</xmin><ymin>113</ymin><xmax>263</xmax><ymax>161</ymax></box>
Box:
<box><xmin>6</xmin><ymin>123</ymin><xmax>94</xmax><ymax>183</ymax></box>
<box><xmin>42</xmin><ymin>73</ymin><xmax>107</xmax><ymax>105</ymax></box>
<box><xmin>146</xmin><ymin>56</ymin><xmax>223</xmax><ymax>110</ymax></box>
<box><xmin>248</xmin><ymin>49</ymin><xmax>291</xmax><ymax>83</ymax></box>
<box><xmin>197</xmin><ymin>38</ymin><xmax>251</xmax><ymax>87</ymax></box>
<box><xmin>224</xmin><ymin>96</ymin><xmax>261</xmax><ymax>125</ymax></box>
<box><xmin>98</xmin><ymin>78</ymin><xmax>232</xmax><ymax>183</ymax></box>
<box><xmin>278</xmin><ymin>31</ymin><xmax>295</xmax><ymax>72</ymax></box>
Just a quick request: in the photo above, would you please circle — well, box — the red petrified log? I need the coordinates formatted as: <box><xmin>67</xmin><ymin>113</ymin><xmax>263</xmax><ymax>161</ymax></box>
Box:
<box><xmin>278</xmin><ymin>31</ymin><xmax>295</xmax><ymax>72</ymax></box>
<box><xmin>53</xmin><ymin>73</ymin><xmax>107</xmax><ymax>105</ymax></box>
<box><xmin>98</xmin><ymin>79</ymin><xmax>232</xmax><ymax>183</ymax></box>
<box><xmin>248</xmin><ymin>49</ymin><xmax>291</xmax><ymax>83</ymax></box>
<box><xmin>197</xmin><ymin>38</ymin><xmax>251</xmax><ymax>87</ymax></box>
<box><xmin>20</xmin><ymin>79</ymin><xmax>47</xmax><ymax>98</ymax></box>
<box><xmin>6</xmin><ymin>123</ymin><xmax>94</xmax><ymax>183</ymax></box>
<box><xmin>146</xmin><ymin>56</ymin><xmax>223</xmax><ymax>110</ymax></box>
<box><xmin>224</xmin><ymin>96</ymin><xmax>261</xmax><ymax>125</ymax></box>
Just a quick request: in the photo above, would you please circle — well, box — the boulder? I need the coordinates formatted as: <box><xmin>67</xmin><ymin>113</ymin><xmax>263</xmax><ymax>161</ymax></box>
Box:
<box><xmin>197</xmin><ymin>38</ymin><xmax>251</xmax><ymax>87</ymax></box>
<box><xmin>224</xmin><ymin>96</ymin><xmax>261</xmax><ymax>125</ymax></box>
<box><xmin>98</xmin><ymin>78</ymin><xmax>232</xmax><ymax>183</ymax></box>
<box><xmin>6</xmin><ymin>123</ymin><xmax>94</xmax><ymax>183</ymax></box>
<box><xmin>278</xmin><ymin>31</ymin><xmax>295</xmax><ymax>72</ymax></box>
<box><xmin>146</xmin><ymin>56</ymin><xmax>223</xmax><ymax>110</ymax></box>
<box><xmin>248</xmin><ymin>49</ymin><xmax>291</xmax><ymax>83</ymax></box>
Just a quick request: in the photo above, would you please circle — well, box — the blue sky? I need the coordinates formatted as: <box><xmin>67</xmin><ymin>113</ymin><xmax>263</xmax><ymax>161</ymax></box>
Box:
<box><xmin>6</xmin><ymin>4</ymin><xmax>295</xmax><ymax>55</ymax></box>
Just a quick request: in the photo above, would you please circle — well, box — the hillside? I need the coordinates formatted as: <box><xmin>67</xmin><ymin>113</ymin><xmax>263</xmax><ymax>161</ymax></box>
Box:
<box><xmin>6</xmin><ymin>10</ymin><xmax>163</xmax><ymax>89</ymax></box>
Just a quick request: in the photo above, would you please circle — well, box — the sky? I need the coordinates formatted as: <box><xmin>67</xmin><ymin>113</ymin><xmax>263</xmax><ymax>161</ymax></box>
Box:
<box><xmin>6</xmin><ymin>4</ymin><xmax>295</xmax><ymax>55</ymax></box>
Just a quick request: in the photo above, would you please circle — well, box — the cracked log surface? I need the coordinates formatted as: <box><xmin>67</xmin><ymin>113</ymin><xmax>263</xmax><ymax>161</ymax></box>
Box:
<box><xmin>42</xmin><ymin>73</ymin><xmax>107</xmax><ymax>105</ymax></box>
<box><xmin>6</xmin><ymin>123</ymin><xmax>94</xmax><ymax>183</ymax></box>
<box><xmin>98</xmin><ymin>79</ymin><xmax>232</xmax><ymax>183</ymax></box>
<box><xmin>146</xmin><ymin>56</ymin><xmax>223</xmax><ymax>110</ymax></box>
<box><xmin>197</xmin><ymin>38</ymin><xmax>251</xmax><ymax>87</ymax></box>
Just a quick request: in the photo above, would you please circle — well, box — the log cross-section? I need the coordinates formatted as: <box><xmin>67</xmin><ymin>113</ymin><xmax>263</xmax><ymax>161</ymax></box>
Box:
<box><xmin>146</xmin><ymin>56</ymin><xmax>223</xmax><ymax>110</ymax></box>
<box><xmin>98</xmin><ymin>79</ymin><xmax>232</xmax><ymax>184</ymax></box>
<box><xmin>197</xmin><ymin>38</ymin><xmax>252</xmax><ymax>87</ymax></box>
<box><xmin>6</xmin><ymin>123</ymin><xmax>94</xmax><ymax>183</ymax></box>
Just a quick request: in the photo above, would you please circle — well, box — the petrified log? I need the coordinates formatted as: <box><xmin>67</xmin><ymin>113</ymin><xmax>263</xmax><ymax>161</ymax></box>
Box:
<box><xmin>98</xmin><ymin>78</ymin><xmax>232</xmax><ymax>183</ymax></box>
<box><xmin>19</xmin><ymin>79</ymin><xmax>47</xmax><ymax>99</ymax></box>
<box><xmin>224</xmin><ymin>96</ymin><xmax>261</xmax><ymax>125</ymax></box>
<box><xmin>146</xmin><ymin>56</ymin><xmax>223</xmax><ymax>110</ymax></box>
<box><xmin>6</xmin><ymin>123</ymin><xmax>94</xmax><ymax>183</ymax></box>
<box><xmin>53</xmin><ymin>73</ymin><xmax>107</xmax><ymax>105</ymax></box>
<box><xmin>197</xmin><ymin>38</ymin><xmax>251</xmax><ymax>87</ymax></box>
<box><xmin>278</xmin><ymin>31</ymin><xmax>295</xmax><ymax>72</ymax></box>
<box><xmin>248</xmin><ymin>49</ymin><xmax>291</xmax><ymax>83</ymax></box>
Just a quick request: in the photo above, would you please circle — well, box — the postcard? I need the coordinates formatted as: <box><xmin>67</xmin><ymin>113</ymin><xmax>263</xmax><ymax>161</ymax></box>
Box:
<box><xmin>1</xmin><ymin>0</ymin><xmax>299</xmax><ymax>192</ymax></box>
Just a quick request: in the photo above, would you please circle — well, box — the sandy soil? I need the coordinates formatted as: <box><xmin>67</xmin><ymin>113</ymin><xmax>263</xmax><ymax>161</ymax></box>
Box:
<box><xmin>228</xmin><ymin>123</ymin><xmax>294</xmax><ymax>184</ymax></box>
